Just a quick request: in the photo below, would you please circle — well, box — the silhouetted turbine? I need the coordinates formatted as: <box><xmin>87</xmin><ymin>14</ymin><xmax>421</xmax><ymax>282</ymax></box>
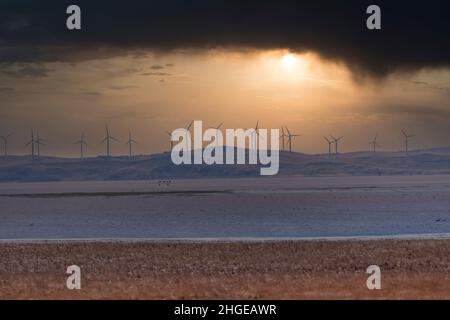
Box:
<box><xmin>401</xmin><ymin>129</ymin><xmax>415</xmax><ymax>156</ymax></box>
<box><xmin>74</xmin><ymin>133</ymin><xmax>88</xmax><ymax>159</ymax></box>
<box><xmin>285</xmin><ymin>126</ymin><xmax>301</xmax><ymax>153</ymax></box>
<box><xmin>369</xmin><ymin>135</ymin><xmax>380</xmax><ymax>153</ymax></box>
<box><xmin>323</xmin><ymin>136</ymin><xmax>333</xmax><ymax>160</ymax></box>
<box><xmin>331</xmin><ymin>135</ymin><xmax>343</xmax><ymax>155</ymax></box>
<box><xmin>0</xmin><ymin>133</ymin><xmax>12</xmax><ymax>156</ymax></box>
<box><xmin>25</xmin><ymin>129</ymin><xmax>36</xmax><ymax>159</ymax></box>
<box><xmin>126</xmin><ymin>130</ymin><xmax>138</xmax><ymax>157</ymax></box>
<box><xmin>101</xmin><ymin>123</ymin><xmax>118</xmax><ymax>157</ymax></box>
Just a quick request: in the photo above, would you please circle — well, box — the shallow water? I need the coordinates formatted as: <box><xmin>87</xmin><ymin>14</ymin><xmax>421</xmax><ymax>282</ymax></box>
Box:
<box><xmin>0</xmin><ymin>175</ymin><xmax>449</xmax><ymax>239</ymax></box>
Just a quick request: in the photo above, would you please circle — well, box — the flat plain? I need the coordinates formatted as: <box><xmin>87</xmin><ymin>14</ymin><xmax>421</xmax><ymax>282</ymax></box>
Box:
<box><xmin>1</xmin><ymin>175</ymin><xmax>450</xmax><ymax>299</ymax></box>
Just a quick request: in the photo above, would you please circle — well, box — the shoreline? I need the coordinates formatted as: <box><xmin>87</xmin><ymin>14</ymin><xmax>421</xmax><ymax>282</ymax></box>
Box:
<box><xmin>2</xmin><ymin>232</ymin><xmax>450</xmax><ymax>243</ymax></box>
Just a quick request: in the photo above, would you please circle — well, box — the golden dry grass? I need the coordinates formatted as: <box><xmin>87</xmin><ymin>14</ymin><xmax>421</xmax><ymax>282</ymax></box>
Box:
<box><xmin>1</xmin><ymin>239</ymin><xmax>450</xmax><ymax>299</ymax></box>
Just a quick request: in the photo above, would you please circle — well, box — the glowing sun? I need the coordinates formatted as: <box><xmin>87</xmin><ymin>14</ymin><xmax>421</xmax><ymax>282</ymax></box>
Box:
<box><xmin>281</xmin><ymin>53</ymin><xmax>298</xmax><ymax>71</ymax></box>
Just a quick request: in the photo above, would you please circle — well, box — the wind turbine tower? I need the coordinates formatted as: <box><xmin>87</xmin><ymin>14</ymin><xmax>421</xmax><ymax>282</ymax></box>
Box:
<box><xmin>331</xmin><ymin>135</ymin><xmax>343</xmax><ymax>156</ymax></box>
<box><xmin>184</xmin><ymin>120</ymin><xmax>194</xmax><ymax>153</ymax></box>
<box><xmin>101</xmin><ymin>124</ymin><xmax>118</xmax><ymax>158</ymax></box>
<box><xmin>249</xmin><ymin>121</ymin><xmax>260</xmax><ymax>150</ymax></box>
<box><xmin>35</xmin><ymin>130</ymin><xmax>45</xmax><ymax>158</ymax></box>
<box><xmin>126</xmin><ymin>130</ymin><xmax>138</xmax><ymax>157</ymax></box>
<box><xmin>75</xmin><ymin>133</ymin><xmax>88</xmax><ymax>159</ymax></box>
<box><xmin>209</xmin><ymin>122</ymin><xmax>224</xmax><ymax>148</ymax></box>
<box><xmin>166</xmin><ymin>131</ymin><xmax>174</xmax><ymax>151</ymax></box>
<box><xmin>0</xmin><ymin>133</ymin><xmax>12</xmax><ymax>156</ymax></box>
<box><xmin>401</xmin><ymin>129</ymin><xmax>414</xmax><ymax>156</ymax></box>
<box><xmin>323</xmin><ymin>136</ymin><xmax>333</xmax><ymax>160</ymax></box>
<box><xmin>280</xmin><ymin>127</ymin><xmax>287</xmax><ymax>152</ymax></box>
<box><xmin>285</xmin><ymin>126</ymin><xmax>301</xmax><ymax>153</ymax></box>
<box><xmin>25</xmin><ymin>129</ymin><xmax>36</xmax><ymax>159</ymax></box>
<box><xmin>369</xmin><ymin>135</ymin><xmax>380</xmax><ymax>153</ymax></box>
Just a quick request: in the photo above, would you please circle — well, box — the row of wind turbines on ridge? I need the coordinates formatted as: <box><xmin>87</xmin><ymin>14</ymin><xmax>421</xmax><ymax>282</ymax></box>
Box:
<box><xmin>1</xmin><ymin>122</ymin><xmax>416</xmax><ymax>159</ymax></box>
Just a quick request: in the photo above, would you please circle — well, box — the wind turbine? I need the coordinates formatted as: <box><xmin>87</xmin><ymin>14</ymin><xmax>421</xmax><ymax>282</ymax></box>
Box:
<box><xmin>74</xmin><ymin>133</ymin><xmax>88</xmax><ymax>159</ymax></box>
<box><xmin>401</xmin><ymin>129</ymin><xmax>414</xmax><ymax>156</ymax></box>
<box><xmin>184</xmin><ymin>120</ymin><xmax>194</xmax><ymax>152</ymax></box>
<box><xmin>285</xmin><ymin>126</ymin><xmax>301</xmax><ymax>153</ymax></box>
<box><xmin>166</xmin><ymin>131</ymin><xmax>174</xmax><ymax>151</ymax></box>
<box><xmin>25</xmin><ymin>129</ymin><xmax>36</xmax><ymax>159</ymax></box>
<box><xmin>101</xmin><ymin>123</ymin><xmax>118</xmax><ymax>157</ymax></box>
<box><xmin>279</xmin><ymin>127</ymin><xmax>287</xmax><ymax>152</ymax></box>
<box><xmin>369</xmin><ymin>135</ymin><xmax>380</xmax><ymax>153</ymax></box>
<box><xmin>209</xmin><ymin>122</ymin><xmax>224</xmax><ymax>148</ymax></box>
<box><xmin>126</xmin><ymin>130</ymin><xmax>138</xmax><ymax>157</ymax></box>
<box><xmin>35</xmin><ymin>129</ymin><xmax>45</xmax><ymax>158</ymax></box>
<box><xmin>249</xmin><ymin>121</ymin><xmax>260</xmax><ymax>150</ymax></box>
<box><xmin>0</xmin><ymin>133</ymin><xmax>12</xmax><ymax>156</ymax></box>
<box><xmin>331</xmin><ymin>135</ymin><xmax>343</xmax><ymax>156</ymax></box>
<box><xmin>323</xmin><ymin>136</ymin><xmax>333</xmax><ymax>160</ymax></box>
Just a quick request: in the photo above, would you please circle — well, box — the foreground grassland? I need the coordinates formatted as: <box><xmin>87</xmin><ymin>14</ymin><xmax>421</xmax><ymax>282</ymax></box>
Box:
<box><xmin>1</xmin><ymin>239</ymin><xmax>449</xmax><ymax>299</ymax></box>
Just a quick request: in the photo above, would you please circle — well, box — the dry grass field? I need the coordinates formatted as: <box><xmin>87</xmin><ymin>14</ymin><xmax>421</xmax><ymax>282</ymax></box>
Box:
<box><xmin>1</xmin><ymin>239</ymin><xmax>450</xmax><ymax>299</ymax></box>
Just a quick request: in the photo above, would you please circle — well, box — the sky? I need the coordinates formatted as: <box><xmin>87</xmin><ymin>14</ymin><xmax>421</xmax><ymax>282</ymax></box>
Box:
<box><xmin>0</xmin><ymin>0</ymin><xmax>449</xmax><ymax>157</ymax></box>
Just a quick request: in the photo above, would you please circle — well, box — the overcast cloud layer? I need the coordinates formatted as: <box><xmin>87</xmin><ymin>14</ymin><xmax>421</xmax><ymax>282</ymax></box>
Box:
<box><xmin>1</xmin><ymin>0</ymin><xmax>449</xmax><ymax>77</ymax></box>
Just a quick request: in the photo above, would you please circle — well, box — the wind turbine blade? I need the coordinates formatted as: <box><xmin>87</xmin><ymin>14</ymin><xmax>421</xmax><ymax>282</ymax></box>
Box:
<box><xmin>255</xmin><ymin>120</ymin><xmax>259</xmax><ymax>130</ymax></box>
<box><xmin>110</xmin><ymin>136</ymin><xmax>119</xmax><ymax>142</ymax></box>
<box><xmin>217</xmin><ymin>122</ymin><xmax>224</xmax><ymax>129</ymax></box>
<box><xmin>401</xmin><ymin>129</ymin><xmax>407</xmax><ymax>137</ymax></box>
<box><xmin>323</xmin><ymin>136</ymin><xmax>331</xmax><ymax>143</ymax></box>
<box><xmin>186</xmin><ymin>120</ymin><xmax>194</xmax><ymax>131</ymax></box>
<box><xmin>285</xmin><ymin>126</ymin><xmax>291</xmax><ymax>135</ymax></box>
<box><xmin>101</xmin><ymin>137</ymin><xmax>108</xmax><ymax>144</ymax></box>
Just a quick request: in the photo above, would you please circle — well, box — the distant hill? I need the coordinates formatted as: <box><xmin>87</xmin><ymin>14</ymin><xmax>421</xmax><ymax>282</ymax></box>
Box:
<box><xmin>0</xmin><ymin>147</ymin><xmax>450</xmax><ymax>182</ymax></box>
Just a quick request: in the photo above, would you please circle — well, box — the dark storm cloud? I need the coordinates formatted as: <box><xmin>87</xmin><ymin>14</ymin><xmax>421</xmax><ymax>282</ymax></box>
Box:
<box><xmin>0</xmin><ymin>87</ymin><xmax>15</xmax><ymax>93</ymax></box>
<box><xmin>0</xmin><ymin>0</ymin><xmax>449</xmax><ymax>77</ymax></box>
<box><xmin>412</xmin><ymin>81</ymin><xmax>450</xmax><ymax>95</ymax></box>
<box><xmin>2</xmin><ymin>65</ymin><xmax>52</xmax><ymax>78</ymax></box>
